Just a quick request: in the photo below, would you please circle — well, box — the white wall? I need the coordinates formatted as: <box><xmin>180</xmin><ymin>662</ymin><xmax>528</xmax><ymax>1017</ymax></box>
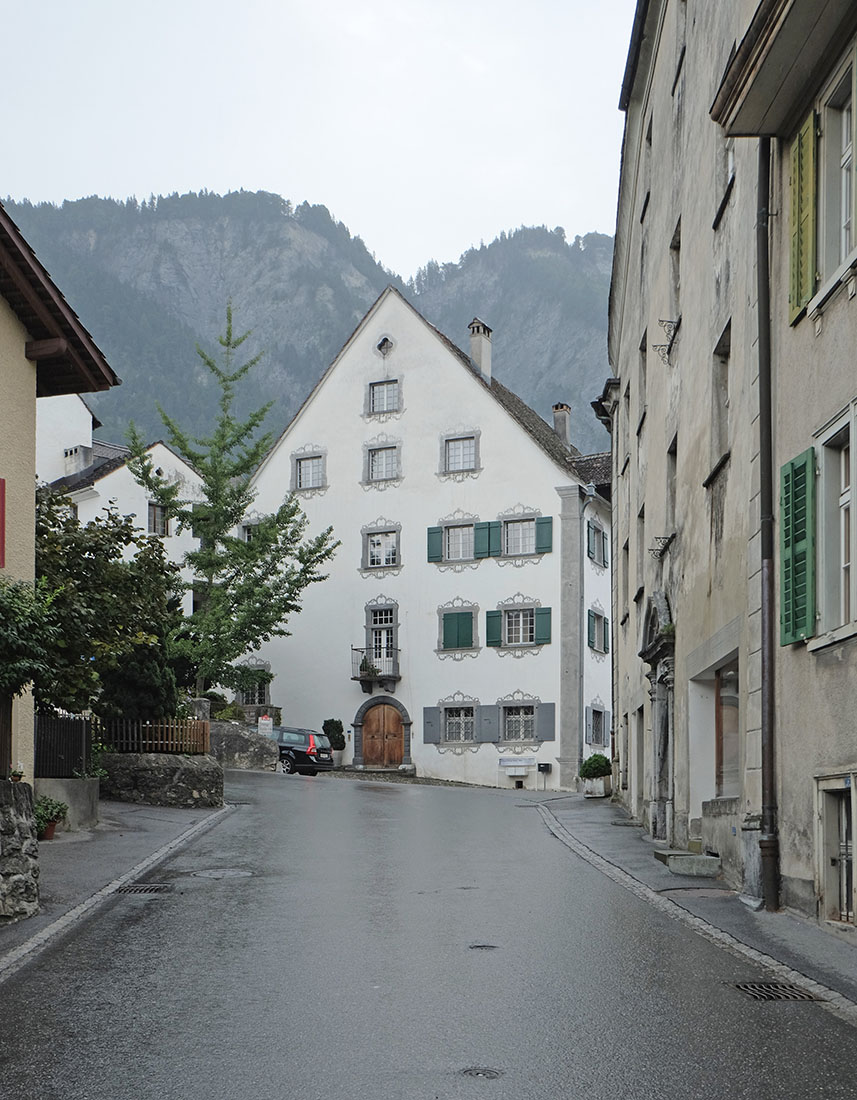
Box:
<box><xmin>36</xmin><ymin>394</ymin><xmax>94</xmax><ymax>483</ymax></box>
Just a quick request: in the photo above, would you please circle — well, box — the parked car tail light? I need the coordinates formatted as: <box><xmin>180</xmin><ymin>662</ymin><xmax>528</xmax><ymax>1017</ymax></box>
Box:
<box><xmin>307</xmin><ymin>734</ymin><xmax>317</xmax><ymax>756</ymax></box>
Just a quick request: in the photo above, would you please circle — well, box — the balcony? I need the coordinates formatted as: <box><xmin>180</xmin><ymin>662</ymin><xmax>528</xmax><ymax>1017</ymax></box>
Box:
<box><xmin>351</xmin><ymin>647</ymin><xmax>401</xmax><ymax>694</ymax></box>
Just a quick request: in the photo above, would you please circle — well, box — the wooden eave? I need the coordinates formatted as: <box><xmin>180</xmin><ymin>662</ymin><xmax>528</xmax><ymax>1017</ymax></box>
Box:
<box><xmin>711</xmin><ymin>0</ymin><xmax>857</xmax><ymax>136</ymax></box>
<box><xmin>0</xmin><ymin>202</ymin><xmax>119</xmax><ymax>396</ymax></box>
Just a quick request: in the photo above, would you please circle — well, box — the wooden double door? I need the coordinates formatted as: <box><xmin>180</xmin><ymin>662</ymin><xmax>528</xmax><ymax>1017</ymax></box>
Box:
<box><xmin>362</xmin><ymin>704</ymin><xmax>403</xmax><ymax>768</ymax></box>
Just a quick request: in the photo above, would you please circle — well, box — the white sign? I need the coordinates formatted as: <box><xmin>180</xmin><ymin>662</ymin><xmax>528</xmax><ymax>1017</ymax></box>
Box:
<box><xmin>499</xmin><ymin>757</ymin><xmax>536</xmax><ymax>767</ymax></box>
<box><xmin>257</xmin><ymin>715</ymin><xmax>274</xmax><ymax>738</ymax></box>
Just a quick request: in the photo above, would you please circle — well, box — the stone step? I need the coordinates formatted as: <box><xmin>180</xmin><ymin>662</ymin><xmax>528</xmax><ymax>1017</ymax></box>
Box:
<box><xmin>654</xmin><ymin>849</ymin><xmax>721</xmax><ymax>877</ymax></box>
<box><xmin>687</xmin><ymin>838</ymin><xmax>703</xmax><ymax>854</ymax></box>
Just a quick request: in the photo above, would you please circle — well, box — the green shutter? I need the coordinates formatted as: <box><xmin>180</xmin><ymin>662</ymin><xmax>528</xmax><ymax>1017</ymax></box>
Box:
<box><xmin>587</xmin><ymin>521</ymin><xmax>595</xmax><ymax>559</ymax></box>
<box><xmin>534</xmin><ymin>607</ymin><xmax>552</xmax><ymax>645</ymax></box>
<box><xmin>427</xmin><ymin>526</ymin><xmax>443</xmax><ymax>562</ymax></box>
<box><xmin>780</xmin><ymin>448</ymin><xmax>816</xmax><ymax>644</ymax></box>
<box><xmin>536</xmin><ymin>516</ymin><xmax>553</xmax><ymax>554</ymax></box>
<box><xmin>602</xmin><ymin>531</ymin><xmax>609</xmax><ymax>566</ymax></box>
<box><xmin>587</xmin><ymin>609</ymin><xmax>596</xmax><ymax>648</ymax></box>
<box><xmin>443</xmin><ymin>611</ymin><xmax>472</xmax><ymax>649</ymax></box>
<box><xmin>474</xmin><ymin>522</ymin><xmax>491</xmax><ymax>558</ymax></box>
<box><xmin>486</xmin><ymin>610</ymin><xmax>502</xmax><ymax>646</ymax></box>
<box><xmin>790</xmin><ymin>112</ymin><xmax>817</xmax><ymax>323</ymax></box>
<box><xmin>488</xmin><ymin>520</ymin><xmax>501</xmax><ymax>556</ymax></box>
<box><xmin>604</xmin><ymin>616</ymin><xmax>610</xmax><ymax>653</ymax></box>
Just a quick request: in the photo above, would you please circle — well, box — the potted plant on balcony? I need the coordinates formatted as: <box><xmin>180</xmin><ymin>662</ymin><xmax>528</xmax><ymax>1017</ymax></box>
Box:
<box><xmin>9</xmin><ymin>762</ymin><xmax>24</xmax><ymax>782</ymax></box>
<box><xmin>579</xmin><ymin>753</ymin><xmax>612</xmax><ymax>798</ymax></box>
<box><xmin>323</xmin><ymin>718</ymin><xmax>346</xmax><ymax>767</ymax></box>
<box><xmin>34</xmin><ymin>795</ymin><xmax>69</xmax><ymax>840</ymax></box>
<box><xmin>358</xmin><ymin>656</ymin><xmax>380</xmax><ymax>679</ymax></box>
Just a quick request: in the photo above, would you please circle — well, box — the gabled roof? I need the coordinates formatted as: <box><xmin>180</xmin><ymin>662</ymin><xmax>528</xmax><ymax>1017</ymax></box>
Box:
<box><xmin>48</xmin><ymin>439</ymin><xmax>196</xmax><ymax>494</ymax></box>
<box><xmin>259</xmin><ymin>285</ymin><xmax>585</xmax><ymax>479</ymax></box>
<box><xmin>0</xmin><ymin>200</ymin><xmax>119</xmax><ymax>396</ymax></box>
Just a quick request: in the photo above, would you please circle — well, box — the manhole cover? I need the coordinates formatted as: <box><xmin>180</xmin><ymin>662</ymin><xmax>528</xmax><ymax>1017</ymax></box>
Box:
<box><xmin>117</xmin><ymin>883</ymin><xmax>172</xmax><ymax>895</ymax></box>
<box><xmin>460</xmin><ymin>1067</ymin><xmax>503</xmax><ymax>1079</ymax></box>
<box><xmin>735</xmin><ymin>983</ymin><xmax>817</xmax><ymax>1001</ymax></box>
<box><xmin>469</xmin><ymin>943</ymin><xmax>499</xmax><ymax>950</ymax></box>
<box><xmin>191</xmin><ymin>868</ymin><xmax>253</xmax><ymax>879</ymax></box>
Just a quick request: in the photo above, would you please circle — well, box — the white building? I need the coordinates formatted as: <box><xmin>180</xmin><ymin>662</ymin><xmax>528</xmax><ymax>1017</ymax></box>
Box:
<box><xmin>37</xmin><ymin>395</ymin><xmax>202</xmax><ymax>616</ymax></box>
<box><xmin>248</xmin><ymin>287</ymin><xmax>611</xmax><ymax>790</ymax></box>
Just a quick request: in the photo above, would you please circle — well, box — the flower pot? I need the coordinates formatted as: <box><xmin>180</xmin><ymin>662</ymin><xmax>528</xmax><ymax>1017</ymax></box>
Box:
<box><xmin>583</xmin><ymin>776</ymin><xmax>612</xmax><ymax>799</ymax></box>
<box><xmin>38</xmin><ymin>820</ymin><xmax>58</xmax><ymax>841</ymax></box>
<box><xmin>332</xmin><ymin>749</ymin><xmax>344</xmax><ymax>767</ymax></box>
<box><xmin>10</xmin><ymin>775</ymin><xmax>22</xmax><ymax>783</ymax></box>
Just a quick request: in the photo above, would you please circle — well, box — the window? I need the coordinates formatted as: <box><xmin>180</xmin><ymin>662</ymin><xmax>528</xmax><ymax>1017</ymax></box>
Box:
<box><xmin>587</xmin><ymin>610</ymin><xmax>610</xmax><ymax>653</ymax></box>
<box><xmin>503</xmin><ymin>705</ymin><xmax>535</xmax><ymax>741</ymax></box>
<box><xmin>444</xmin><ymin>436</ymin><xmax>476</xmax><ymax>472</ymax></box>
<box><xmin>444</xmin><ymin>706</ymin><xmax>475</xmax><ymax>742</ymax></box>
<box><xmin>297</xmin><ymin>455</ymin><xmax>325</xmax><ymax>489</ymax></box>
<box><xmin>790</xmin><ymin>53</ymin><xmax>857</xmax><ymax>320</ymax></box>
<box><xmin>445</xmin><ymin>524</ymin><xmax>474</xmax><ymax>561</ymax></box>
<box><xmin>666</xmin><ymin>434</ymin><xmax>678</xmax><ymax>532</ymax></box>
<box><xmin>780</xmin><ymin>448</ymin><xmax>816</xmax><ymax>644</ymax></box>
<box><xmin>364</xmin><ymin>602</ymin><xmax>398</xmax><ymax>677</ymax></box>
<box><xmin>715</xmin><ymin>662</ymin><xmax>740</xmax><ymax>798</ymax></box>
<box><xmin>504</xmin><ymin>518</ymin><xmax>536</xmax><ymax>555</ymax></box>
<box><xmin>148</xmin><ymin>502</ymin><xmax>169</xmax><ymax>536</ymax></box>
<box><xmin>486</xmin><ymin>605</ymin><xmax>551</xmax><ymax>648</ymax></box>
<box><xmin>242</xmin><ymin>524</ymin><xmax>256</xmax><ymax>543</ymax></box>
<box><xmin>712</xmin><ymin>323</ymin><xmax>731</xmax><ymax>464</ymax></box>
<box><xmin>369</xmin><ymin>380</ymin><xmax>399</xmax><ymax>414</ymax></box>
<box><xmin>240</xmin><ymin>681</ymin><xmax>267</xmax><ymax>707</ymax></box>
<box><xmin>819</xmin><ymin>418</ymin><xmax>856</xmax><ymax>632</ymax></box>
<box><xmin>368</xmin><ymin>446</ymin><xmax>398</xmax><ymax>482</ymax></box>
<box><xmin>586</xmin><ymin>705</ymin><xmax>612</xmax><ymax>749</ymax></box>
<box><xmin>587</xmin><ymin>521</ymin><xmax>609</xmax><ymax>566</ymax></box>
<box><xmin>368</xmin><ymin>530</ymin><xmax>398</xmax><ymax>568</ymax></box>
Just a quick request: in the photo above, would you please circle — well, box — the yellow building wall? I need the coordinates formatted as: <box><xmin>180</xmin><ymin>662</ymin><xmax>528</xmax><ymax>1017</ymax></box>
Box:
<box><xmin>0</xmin><ymin>294</ymin><xmax>37</xmax><ymax>780</ymax></box>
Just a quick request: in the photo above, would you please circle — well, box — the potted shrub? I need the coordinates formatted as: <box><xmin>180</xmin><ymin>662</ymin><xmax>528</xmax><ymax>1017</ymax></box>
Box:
<box><xmin>34</xmin><ymin>796</ymin><xmax>69</xmax><ymax>840</ymax></box>
<box><xmin>323</xmin><ymin>718</ymin><xmax>346</xmax><ymax>767</ymax></box>
<box><xmin>9</xmin><ymin>762</ymin><xmax>24</xmax><ymax>782</ymax></box>
<box><xmin>579</xmin><ymin>753</ymin><xmax>613</xmax><ymax>798</ymax></box>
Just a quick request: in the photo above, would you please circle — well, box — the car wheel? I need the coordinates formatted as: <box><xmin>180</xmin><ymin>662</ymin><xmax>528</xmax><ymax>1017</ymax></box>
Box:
<box><xmin>282</xmin><ymin>757</ymin><xmax>296</xmax><ymax>774</ymax></box>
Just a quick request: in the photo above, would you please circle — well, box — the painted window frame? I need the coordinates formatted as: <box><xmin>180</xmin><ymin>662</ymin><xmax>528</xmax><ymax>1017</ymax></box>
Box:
<box><xmin>290</xmin><ymin>447</ymin><xmax>328</xmax><ymax>494</ymax></box>
<box><xmin>438</xmin><ymin>430</ymin><xmax>481</xmax><ymax>476</ymax></box>
<box><xmin>587</xmin><ymin>609</ymin><xmax>610</xmax><ymax>654</ymax></box>
<box><xmin>586</xmin><ymin>520</ymin><xmax>609</xmax><ymax>567</ymax></box>
<box><xmin>486</xmin><ymin>601</ymin><xmax>551</xmax><ymax>650</ymax></box>
<box><xmin>363</xmin><ymin>526</ymin><xmax>401</xmax><ymax>571</ymax></box>
<box><xmin>585</xmin><ymin>704</ymin><xmax>612</xmax><ymax>750</ymax></box>
<box><xmin>367</xmin><ymin>379</ymin><xmax>401</xmax><ymax>416</ymax></box>
<box><xmin>816</xmin><ymin>409</ymin><xmax>856</xmax><ymax>635</ymax></box>
<box><xmin>148</xmin><ymin>502</ymin><xmax>169</xmax><ymax>537</ymax></box>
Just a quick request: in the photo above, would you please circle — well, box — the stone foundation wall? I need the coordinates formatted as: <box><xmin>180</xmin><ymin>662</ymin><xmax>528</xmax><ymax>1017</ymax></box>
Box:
<box><xmin>100</xmin><ymin>753</ymin><xmax>223</xmax><ymax>807</ymax></box>
<box><xmin>209</xmin><ymin>722</ymin><xmax>279</xmax><ymax>771</ymax></box>
<box><xmin>34</xmin><ymin>777</ymin><xmax>99</xmax><ymax>831</ymax></box>
<box><xmin>0</xmin><ymin>780</ymin><xmax>39</xmax><ymax>923</ymax></box>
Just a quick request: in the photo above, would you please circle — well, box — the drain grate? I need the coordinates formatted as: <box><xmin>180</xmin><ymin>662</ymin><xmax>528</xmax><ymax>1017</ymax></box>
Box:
<box><xmin>117</xmin><ymin>883</ymin><xmax>172</xmax><ymax>895</ymax></box>
<box><xmin>460</xmin><ymin>1067</ymin><xmax>503</xmax><ymax>1079</ymax></box>
<box><xmin>735</xmin><ymin>982</ymin><xmax>818</xmax><ymax>1001</ymax></box>
<box><xmin>469</xmin><ymin>943</ymin><xmax>499</xmax><ymax>950</ymax></box>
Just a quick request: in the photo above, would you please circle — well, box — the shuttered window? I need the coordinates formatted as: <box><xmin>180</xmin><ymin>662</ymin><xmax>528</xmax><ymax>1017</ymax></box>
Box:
<box><xmin>781</xmin><ymin>449</ymin><xmax>816</xmax><ymax>644</ymax></box>
<box><xmin>442</xmin><ymin>611</ymin><xmax>473</xmax><ymax>650</ymax></box>
<box><xmin>790</xmin><ymin>112</ymin><xmax>817</xmax><ymax>323</ymax></box>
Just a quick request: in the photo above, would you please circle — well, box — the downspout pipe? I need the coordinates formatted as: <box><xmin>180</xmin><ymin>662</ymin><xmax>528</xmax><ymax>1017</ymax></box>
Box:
<box><xmin>757</xmin><ymin>135</ymin><xmax>780</xmax><ymax>911</ymax></box>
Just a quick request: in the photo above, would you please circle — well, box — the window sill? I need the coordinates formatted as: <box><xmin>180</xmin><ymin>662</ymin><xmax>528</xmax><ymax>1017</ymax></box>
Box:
<box><xmin>805</xmin><ymin>247</ymin><xmax>857</xmax><ymax>322</ymax></box>
<box><xmin>807</xmin><ymin>622</ymin><xmax>857</xmax><ymax>653</ymax></box>
<box><xmin>633</xmin><ymin>586</ymin><xmax>645</xmax><ymax>604</ymax></box>
<box><xmin>362</xmin><ymin>477</ymin><xmax>402</xmax><ymax>491</ymax></box>
<box><xmin>437</xmin><ymin>467</ymin><xmax>482</xmax><ymax>482</ymax></box>
<box><xmin>492</xmin><ymin>643</ymin><xmax>546</xmax><ymax>658</ymax></box>
<box><xmin>712</xmin><ymin>174</ymin><xmax>735</xmax><ymax>232</ymax></box>
<box><xmin>436</xmin><ymin>646</ymin><xmax>480</xmax><ymax>661</ymax></box>
<box><xmin>292</xmin><ymin>484</ymin><xmax>328</xmax><ymax>498</ymax></box>
<box><xmin>703</xmin><ymin>451</ymin><xmax>731</xmax><ymax>489</ymax></box>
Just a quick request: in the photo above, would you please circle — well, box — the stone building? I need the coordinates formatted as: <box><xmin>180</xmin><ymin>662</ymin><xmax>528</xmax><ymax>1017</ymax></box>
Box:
<box><xmin>598</xmin><ymin>0</ymin><xmax>857</xmax><ymax>925</ymax></box>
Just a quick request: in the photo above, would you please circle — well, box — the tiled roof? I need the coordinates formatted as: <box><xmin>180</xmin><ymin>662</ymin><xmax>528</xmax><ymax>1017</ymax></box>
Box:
<box><xmin>571</xmin><ymin>452</ymin><xmax>612</xmax><ymax>493</ymax></box>
<box><xmin>49</xmin><ymin>452</ymin><xmax>129</xmax><ymax>494</ymax></box>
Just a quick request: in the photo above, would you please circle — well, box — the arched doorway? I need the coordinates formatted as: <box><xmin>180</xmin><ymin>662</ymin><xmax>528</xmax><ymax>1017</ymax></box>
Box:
<box><xmin>353</xmin><ymin>697</ymin><xmax>412</xmax><ymax>767</ymax></box>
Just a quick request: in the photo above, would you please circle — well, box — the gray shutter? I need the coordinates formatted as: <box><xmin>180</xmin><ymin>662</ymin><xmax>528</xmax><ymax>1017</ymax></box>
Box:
<box><xmin>536</xmin><ymin>702</ymin><xmax>555</xmax><ymax>742</ymax></box>
<box><xmin>602</xmin><ymin>531</ymin><xmax>609</xmax><ymax>566</ymax></box>
<box><xmin>427</xmin><ymin>527</ymin><xmax>443</xmax><ymax>562</ymax></box>
<box><xmin>586</xmin><ymin>520</ymin><xmax>595</xmax><ymax>559</ymax></box>
<box><xmin>604</xmin><ymin>710</ymin><xmax>612</xmax><ymax>751</ymax></box>
<box><xmin>476</xmin><ymin>704</ymin><xmax>499</xmax><ymax>742</ymax></box>
<box><xmin>423</xmin><ymin>706</ymin><xmax>441</xmax><ymax>744</ymax></box>
<box><xmin>585</xmin><ymin>706</ymin><xmax>593</xmax><ymax>742</ymax></box>
<box><xmin>604</xmin><ymin>617</ymin><xmax>610</xmax><ymax>653</ymax></box>
<box><xmin>535</xmin><ymin>516</ymin><xmax>553</xmax><ymax>554</ymax></box>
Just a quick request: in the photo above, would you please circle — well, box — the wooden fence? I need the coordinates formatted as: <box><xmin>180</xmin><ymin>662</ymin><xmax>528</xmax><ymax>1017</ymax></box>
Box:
<box><xmin>34</xmin><ymin>715</ymin><xmax>210</xmax><ymax>777</ymax></box>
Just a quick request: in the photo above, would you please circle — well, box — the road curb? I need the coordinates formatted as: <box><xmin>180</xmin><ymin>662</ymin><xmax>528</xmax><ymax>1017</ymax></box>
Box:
<box><xmin>0</xmin><ymin>803</ymin><xmax>233</xmax><ymax>985</ymax></box>
<box><xmin>538</xmin><ymin>803</ymin><xmax>857</xmax><ymax>1030</ymax></box>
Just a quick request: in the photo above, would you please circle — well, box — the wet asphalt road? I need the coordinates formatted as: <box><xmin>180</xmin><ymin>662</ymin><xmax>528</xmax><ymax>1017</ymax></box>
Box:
<box><xmin>2</xmin><ymin>771</ymin><xmax>857</xmax><ymax>1100</ymax></box>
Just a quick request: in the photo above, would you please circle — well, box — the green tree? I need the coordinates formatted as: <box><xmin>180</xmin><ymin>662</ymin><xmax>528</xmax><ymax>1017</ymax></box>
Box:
<box><xmin>0</xmin><ymin>577</ymin><xmax>58</xmax><ymax>699</ymax></box>
<box><xmin>127</xmin><ymin>305</ymin><xmax>338</xmax><ymax>697</ymax></box>
<box><xmin>34</xmin><ymin>490</ymin><xmax>184</xmax><ymax>714</ymax></box>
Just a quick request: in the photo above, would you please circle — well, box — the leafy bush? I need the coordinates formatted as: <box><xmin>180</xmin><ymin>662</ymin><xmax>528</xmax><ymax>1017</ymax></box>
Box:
<box><xmin>322</xmin><ymin>718</ymin><xmax>345</xmax><ymax>751</ymax></box>
<box><xmin>34</xmin><ymin>796</ymin><xmax>69</xmax><ymax>833</ymax></box>
<box><xmin>579</xmin><ymin>753</ymin><xmax>612</xmax><ymax>780</ymax></box>
<box><xmin>213</xmin><ymin>700</ymin><xmax>247</xmax><ymax>722</ymax></box>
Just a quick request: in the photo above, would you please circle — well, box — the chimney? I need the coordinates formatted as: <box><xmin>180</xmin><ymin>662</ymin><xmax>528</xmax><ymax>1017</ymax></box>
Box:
<box><xmin>468</xmin><ymin>318</ymin><xmax>492</xmax><ymax>382</ymax></box>
<box><xmin>552</xmin><ymin>403</ymin><xmax>572</xmax><ymax>449</ymax></box>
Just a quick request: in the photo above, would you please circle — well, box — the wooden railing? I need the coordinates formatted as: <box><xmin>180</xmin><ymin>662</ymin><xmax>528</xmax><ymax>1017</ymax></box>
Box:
<box><xmin>99</xmin><ymin>718</ymin><xmax>210</xmax><ymax>755</ymax></box>
<box><xmin>34</xmin><ymin>715</ymin><xmax>211</xmax><ymax>775</ymax></box>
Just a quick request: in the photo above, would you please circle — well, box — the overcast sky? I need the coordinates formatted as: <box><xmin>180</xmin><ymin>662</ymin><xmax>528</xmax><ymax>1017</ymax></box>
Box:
<box><xmin>5</xmin><ymin>0</ymin><xmax>636</xmax><ymax>279</ymax></box>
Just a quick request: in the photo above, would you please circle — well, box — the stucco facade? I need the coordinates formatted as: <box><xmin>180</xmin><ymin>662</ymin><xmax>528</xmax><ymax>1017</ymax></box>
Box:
<box><xmin>249</xmin><ymin>288</ymin><xmax>611</xmax><ymax>791</ymax></box>
<box><xmin>603</xmin><ymin>0</ymin><xmax>857</xmax><ymax>925</ymax></box>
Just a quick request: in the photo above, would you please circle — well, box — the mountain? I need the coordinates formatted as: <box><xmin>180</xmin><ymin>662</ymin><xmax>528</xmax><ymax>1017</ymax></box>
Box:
<box><xmin>5</xmin><ymin>191</ymin><xmax>611</xmax><ymax>453</ymax></box>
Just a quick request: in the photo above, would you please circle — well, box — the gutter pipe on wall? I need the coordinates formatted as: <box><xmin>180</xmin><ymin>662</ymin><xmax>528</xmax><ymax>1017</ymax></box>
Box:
<box><xmin>756</xmin><ymin>135</ymin><xmax>780</xmax><ymax>911</ymax></box>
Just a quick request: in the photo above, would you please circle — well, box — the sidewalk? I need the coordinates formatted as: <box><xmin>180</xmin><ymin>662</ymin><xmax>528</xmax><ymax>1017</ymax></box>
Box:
<box><xmin>541</xmin><ymin>793</ymin><xmax>857</xmax><ymax>1006</ymax></box>
<box><xmin>0</xmin><ymin>798</ymin><xmax>228</xmax><ymax>977</ymax></box>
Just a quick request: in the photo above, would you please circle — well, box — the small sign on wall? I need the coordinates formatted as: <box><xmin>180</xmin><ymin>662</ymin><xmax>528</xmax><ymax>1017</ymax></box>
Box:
<box><xmin>258</xmin><ymin>715</ymin><xmax>274</xmax><ymax>738</ymax></box>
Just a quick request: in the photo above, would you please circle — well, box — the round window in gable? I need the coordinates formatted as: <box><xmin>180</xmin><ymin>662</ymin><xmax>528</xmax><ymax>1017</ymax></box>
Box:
<box><xmin>377</xmin><ymin>337</ymin><xmax>394</xmax><ymax>357</ymax></box>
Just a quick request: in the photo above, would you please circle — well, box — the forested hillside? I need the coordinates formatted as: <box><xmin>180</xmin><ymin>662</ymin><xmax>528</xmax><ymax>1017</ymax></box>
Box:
<box><xmin>6</xmin><ymin>191</ymin><xmax>611</xmax><ymax>453</ymax></box>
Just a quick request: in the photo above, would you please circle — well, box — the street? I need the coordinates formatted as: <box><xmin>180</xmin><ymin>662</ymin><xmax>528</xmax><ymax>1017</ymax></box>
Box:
<box><xmin>2</xmin><ymin>772</ymin><xmax>857</xmax><ymax>1099</ymax></box>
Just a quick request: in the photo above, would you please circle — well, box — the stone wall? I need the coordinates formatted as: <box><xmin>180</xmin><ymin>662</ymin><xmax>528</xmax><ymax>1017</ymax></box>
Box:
<box><xmin>100</xmin><ymin>753</ymin><xmax>223</xmax><ymax>807</ymax></box>
<box><xmin>209</xmin><ymin>722</ymin><xmax>279</xmax><ymax>771</ymax></box>
<box><xmin>0</xmin><ymin>780</ymin><xmax>39</xmax><ymax>923</ymax></box>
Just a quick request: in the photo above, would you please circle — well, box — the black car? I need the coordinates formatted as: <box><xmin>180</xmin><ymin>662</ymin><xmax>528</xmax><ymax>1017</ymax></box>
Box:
<box><xmin>271</xmin><ymin>726</ymin><xmax>334</xmax><ymax>776</ymax></box>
